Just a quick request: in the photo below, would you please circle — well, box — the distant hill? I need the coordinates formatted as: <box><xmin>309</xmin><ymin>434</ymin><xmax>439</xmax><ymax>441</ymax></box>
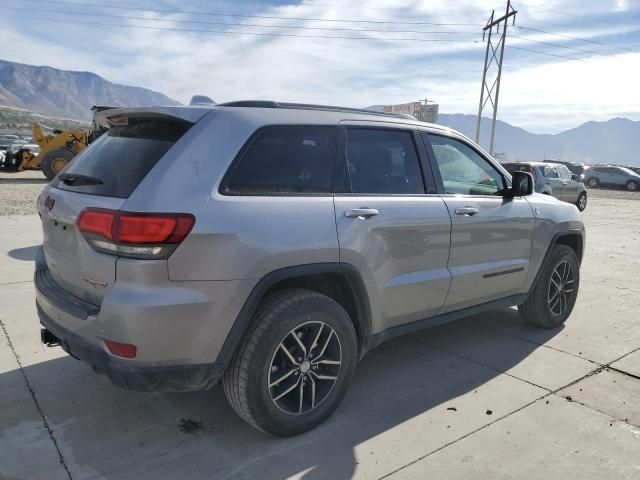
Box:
<box><xmin>0</xmin><ymin>105</ymin><xmax>87</xmax><ymax>134</ymax></box>
<box><xmin>0</xmin><ymin>59</ymin><xmax>180</xmax><ymax>121</ymax></box>
<box><xmin>366</xmin><ymin>105</ymin><xmax>640</xmax><ymax>166</ymax></box>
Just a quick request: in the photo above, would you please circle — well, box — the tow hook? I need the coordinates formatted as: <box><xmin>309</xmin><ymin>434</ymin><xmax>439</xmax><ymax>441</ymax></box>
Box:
<box><xmin>40</xmin><ymin>328</ymin><xmax>59</xmax><ymax>347</ymax></box>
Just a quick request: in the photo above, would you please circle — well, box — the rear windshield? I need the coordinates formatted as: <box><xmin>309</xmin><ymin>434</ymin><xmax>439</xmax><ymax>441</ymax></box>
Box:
<box><xmin>53</xmin><ymin>118</ymin><xmax>191</xmax><ymax>198</ymax></box>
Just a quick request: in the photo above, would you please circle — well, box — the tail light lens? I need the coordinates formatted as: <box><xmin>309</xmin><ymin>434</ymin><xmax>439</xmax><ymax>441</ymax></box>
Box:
<box><xmin>529</xmin><ymin>166</ymin><xmax>537</xmax><ymax>180</ymax></box>
<box><xmin>77</xmin><ymin>208</ymin><xmax>195</xmax><ymax>259</ymax></box>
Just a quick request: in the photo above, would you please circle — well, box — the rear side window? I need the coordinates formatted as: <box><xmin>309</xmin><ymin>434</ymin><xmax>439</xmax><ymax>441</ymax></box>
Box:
<box><xmin>544</xmin><ymin>167</ymin><xmax>559</xmax><ymax>178</ymax></box>
<box><xmin>53</xmin><ymin>118</ymin><xmax>191</xmax><ymax>198</ymax></box>
<box><xmin>222</xmin><ymin>125</ymin><xmax>336</xmax><ymax>195</ymax></box>
<box><xmin>342</xmin><ymin>128</ymin><xmax>425</xmax><ymax>194</ymax></box>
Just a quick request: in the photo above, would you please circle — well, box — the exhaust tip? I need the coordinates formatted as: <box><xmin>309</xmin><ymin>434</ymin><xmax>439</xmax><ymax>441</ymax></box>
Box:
<box><xmin>40</xmin><ymin>328</ymin><xmax>60</xmax><ymax>347</ymax></box>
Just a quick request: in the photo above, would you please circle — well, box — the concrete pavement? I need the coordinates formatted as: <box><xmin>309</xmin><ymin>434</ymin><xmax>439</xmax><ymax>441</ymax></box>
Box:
<box><xmin>1</xmin><ymin>196</ymin><xmax>639</xmax><ymax>479</ymax></box>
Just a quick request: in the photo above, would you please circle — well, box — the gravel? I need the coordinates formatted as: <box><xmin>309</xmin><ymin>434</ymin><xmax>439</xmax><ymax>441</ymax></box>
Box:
<box><xmin>0</xmin><ymin>169</ymin><xmax>638</xmax><ymax>216</ymax></box>
<box><xmin>0</xmin><ymin>170</ymin><xmax>47</xmax><ymax>216</ymax></box>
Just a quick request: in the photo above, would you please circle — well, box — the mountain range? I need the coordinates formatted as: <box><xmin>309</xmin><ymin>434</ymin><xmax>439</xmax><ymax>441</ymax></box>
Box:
<box><xmin>0</xmin><ymin>59</ymin><xmax>638</xmax><ymax>166</ymax></box>
<box><xmin>0</xmin><ymin>59</ymin><xmax>179</xmax><ymax>121</ymax></box>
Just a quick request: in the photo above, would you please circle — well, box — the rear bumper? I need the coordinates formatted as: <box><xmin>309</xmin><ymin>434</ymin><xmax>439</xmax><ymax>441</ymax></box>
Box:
<box><xmin>33</xmin><ymin>246</ymin><xmax>249</xmax><ymax>392</ymax></box>
<box><xmin>38</xmin><ymin>304</ymin><xmax>225</xmax><ymax>391</ymax></box>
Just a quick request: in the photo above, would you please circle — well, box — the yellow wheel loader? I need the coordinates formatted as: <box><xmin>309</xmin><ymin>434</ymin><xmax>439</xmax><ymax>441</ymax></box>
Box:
<box><xmin>13</xmin><ymin>123</ymin><xmax>89</xmax><ymax>180</ymax></box>
<box><xmin>5</xmin><ymin>106</ymin><xmax>114</xmax><ymax>181</ymax></box>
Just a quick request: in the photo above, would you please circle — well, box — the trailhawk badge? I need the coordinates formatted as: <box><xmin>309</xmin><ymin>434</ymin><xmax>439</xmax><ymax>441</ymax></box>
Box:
<box><xmin>81</xmin><ymin>276</ymin><xmax>108</xmax><ymax>289</ymax></box>
<box><xmin>44</xmin><ymin>195</ymin><xmax>55</xmax><ymax>211</ymax></box>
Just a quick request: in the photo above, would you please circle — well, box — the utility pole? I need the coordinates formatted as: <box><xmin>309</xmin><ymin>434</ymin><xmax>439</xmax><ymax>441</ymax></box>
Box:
<box><xmin>475</xmin><ymin>0</ymin><xmax>517</xmax><ymax>155</ymax></box>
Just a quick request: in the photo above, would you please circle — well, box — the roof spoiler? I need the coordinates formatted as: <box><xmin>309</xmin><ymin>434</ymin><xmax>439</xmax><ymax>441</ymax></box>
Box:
<box><xmin>189</xmin><ymin>95</ymin><xmax>216</xmax><ymax>106</ymax></box>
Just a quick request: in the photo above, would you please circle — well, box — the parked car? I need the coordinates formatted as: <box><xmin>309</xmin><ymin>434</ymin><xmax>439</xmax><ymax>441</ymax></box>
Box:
<box><xmin>626</xmin><ymin>166</ymin><xmax>640</xmax><ymax>176</ymax></box>
<box><xmin>585</xmin><ymin>166</ymin><xmax>640</xmax><ymax>191</ymax></box>
<box><xmin>502</xmin><ymin>161</ymin><xmax>587</xmax><ymax>211</ymax></box>
<box><xmin>544</xmin><ymin>159</ymin><xmax>587</xmax><ymax>181</ymax></box>
<box><xmin>0</xmin><ymin>134</ymin><xmax>21</xmax><ymax>151</ymax></box>
<box><xmin>35</xmin><ymin>102</ymin><xmax>584</xmax><ymax>436</ymax></box>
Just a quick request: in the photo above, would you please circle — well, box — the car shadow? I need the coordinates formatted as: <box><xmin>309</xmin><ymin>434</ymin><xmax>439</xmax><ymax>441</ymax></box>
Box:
<box><xmin>3</xmin><ymin>308</ymin><xmax>561</xmax><ymax>480</ymax></box>
<box><xmin>0</xmin><ymin>177</ymin><xmax>48</xmax><ymax>185</ymax></box>
<box><xmin>7</xmin><ymin>245</ymin><xmax>40</xmax><ymax>261</ymax></box>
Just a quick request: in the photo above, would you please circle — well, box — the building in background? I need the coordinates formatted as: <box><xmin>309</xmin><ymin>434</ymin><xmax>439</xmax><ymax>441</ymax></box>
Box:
<box><xmin>383</xmin><ymin>100</ymin><xmax>439</xmax><ymax>123</ymax></box>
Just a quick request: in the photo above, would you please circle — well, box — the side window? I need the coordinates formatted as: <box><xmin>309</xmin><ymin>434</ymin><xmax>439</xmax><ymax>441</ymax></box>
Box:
<box><xmin>222</xmin><ymin>125</ymin><xmax>336</xmax><ymax>194</ymax></box>
<box><xmin>428</xmin><ymin>135</ymin><xmax>505</xmax><ymax>195</ymax></box>
<box><xmin>545</xmin><ymin>166</ymin><xmax>559</xmax><ymax>179</ymax></box>
<box><xmin>343</xmin><ymin>129</ymin><xmax>425</xmax><ymax>194</ymax></box>
<box><xmin>558</xmin><ymin>166</ymin><xmax>570</xmax><ymax>180</ymax></box>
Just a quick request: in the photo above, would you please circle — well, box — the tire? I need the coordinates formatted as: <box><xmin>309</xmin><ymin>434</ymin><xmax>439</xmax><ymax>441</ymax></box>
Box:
<box><xmin>587</xmin><ymin>177</ymin><xmax>599</xmax><ymax>188</ymax></box>
<box><xmin>626</xmin><ymin>181</ymin><xmax>639</xmax><ymax>192</ymax></box>
<box><xmin>519</xmin><ymin>245</ymin><xmax>580</xmax><ymax>328</ymax></box>
<box><xmin>575</xmin><ymin>192</ymin><xmax>587</xmax><ymax>211</ymax></box>
<box><xmin>41</xmin><ymin>148</ymin><xmax>75</xmax><ymax>180</ymax></box>
<box><xmin>223</xmin><ymin>289</ymin><xmax>357</xmax><ymax>436</ymax></box>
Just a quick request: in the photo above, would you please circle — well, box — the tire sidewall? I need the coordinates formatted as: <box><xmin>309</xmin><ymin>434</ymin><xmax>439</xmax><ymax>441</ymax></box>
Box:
<box><xmin>587</xmin><ymin>177</ymin><xmax>598</xmax><ymax>188</ymax></box>
<box><xmin>42</xmin><ymin>148</ymin><xmax>74</xmax><ymax>180</ymax></box>
<box><xmin>576</xmin><ymin>192</ymin><xmax>587</xmax><ymax>211</ymax></box>
<box><xmin>244</xmin><ymin>292</ymin><xmax>357</xmax><ymax>436</ymax></box>
<box><xmin>539</xmin><ymin>246</ymin><xmax>580</xmax><ymax>326</ymax></box>
<box><xmin>627</xmin><ymin>181</ymin><xmax>638</xmax><ymax>192</ymax></box>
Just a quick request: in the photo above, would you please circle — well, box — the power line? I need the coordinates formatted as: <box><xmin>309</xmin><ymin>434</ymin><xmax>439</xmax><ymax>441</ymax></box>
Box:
<box><xmin>0</xmin><ymin>5</ymin><xmax>480</xmax><ymax>36</ymax></box>
<box><xmin>1</xmin><ymin>13</ymin><xmax>482</xmax><ymax>43</ymax></box>
<box><xmin>8</xmin><ymin>0</ymin><xmax>482</xmax><ymax>27</ymax></box>
<box><xmin>506</xmin><ymin>45</ymin><xmax>589</xmax><ymax>62</ymax></box>
<box><xmin>508</xmin><ymin>34</ymin><xmax>602</xmax><ymax>56</ymax></box>
<box><xmin>517</xmin><ymin>25</ymin><xmax>637</xmax><ymax>53</ymax></box>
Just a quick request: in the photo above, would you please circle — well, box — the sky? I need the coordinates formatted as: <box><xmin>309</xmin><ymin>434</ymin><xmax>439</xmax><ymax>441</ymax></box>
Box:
<box><xmin>1</xmin><ymin>0</ymin><xmax>639</xmax><ymax>133</ymax></box>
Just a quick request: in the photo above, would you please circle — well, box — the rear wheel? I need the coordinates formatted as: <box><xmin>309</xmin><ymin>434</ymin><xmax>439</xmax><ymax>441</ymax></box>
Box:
<box><xmin>223</xmin><ymin>289</ymin><xmax>357</xmax><ymax>436</ymax></box>
<box><xmin>519</xmin><ymin>245</ymin><xmax>580</xmax><ymax>328</ymax></box>
<box><xmin>587</xmin><ymin>177</ymin><xmax>599</xmax><ymax>188</ymax></box>
<box><xmin>576</xmin><ymin>192</ymin><xmax>587</xmax><ymax>211</ymax></box>
<box><xmin>626</xmin><ymin>180</ymin><xmax>639</xmax><ymax>192</ymax></box>
<box><xmin>41</xmin><ymin>148</ymin><xmax>75</xmax><ymax>180</ymax></box>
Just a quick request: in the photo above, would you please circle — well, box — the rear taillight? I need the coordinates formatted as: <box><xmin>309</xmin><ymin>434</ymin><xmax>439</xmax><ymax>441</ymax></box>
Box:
<box><xmin>76</xmin><ymin>208</ymin><xmax>195</xmax><ymax>259</ymax></box>
<box><xmin>530</xmin><ymin>167</ymin><xmax>537</xmax><ymax>180</ymax></box>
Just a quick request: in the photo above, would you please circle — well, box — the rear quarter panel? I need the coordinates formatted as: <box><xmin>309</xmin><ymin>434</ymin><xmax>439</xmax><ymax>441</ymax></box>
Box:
<box><xmin>124</xmin><ymin>109</ymin><xmax>340</xmax><ymax>281</ymax></box>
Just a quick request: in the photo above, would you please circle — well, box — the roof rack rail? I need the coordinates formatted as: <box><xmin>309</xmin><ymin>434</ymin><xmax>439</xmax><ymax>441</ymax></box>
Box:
<box><xmin>217</xmin><ymin>100</ymin><xmax>417</xmax><ymax>120</ymax></box>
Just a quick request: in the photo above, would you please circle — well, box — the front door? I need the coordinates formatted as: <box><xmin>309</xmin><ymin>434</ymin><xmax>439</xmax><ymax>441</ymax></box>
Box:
<box><xmin>558</xmin><ymin>165</ymin><xmax>578</xmax><ymax>202</ymax></box>
<box><xmin>544</xmin><ymin>165</ymin><xmax>565</xmax><ymax>200</ymax></box>
<box><xmin>333</xmin><ymin>124</ymin><xmax>452</xmax><ymax>332</ymax></box>
<box><xmin>423</xmin><ymin>132</ymin><xmax>535</xmax><ymax>312</ymax></box>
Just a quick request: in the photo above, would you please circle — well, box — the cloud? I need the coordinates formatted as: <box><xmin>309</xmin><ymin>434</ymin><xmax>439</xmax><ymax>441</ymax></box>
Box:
<box><xmin>1</xmin><ymin>0</ymin><xmax>639</xmax><ymax>132</ymax></box>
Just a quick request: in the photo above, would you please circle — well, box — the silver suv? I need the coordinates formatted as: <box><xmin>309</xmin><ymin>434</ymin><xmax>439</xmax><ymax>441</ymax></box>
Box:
<box><xmin>35</xmin><ymin>102</ymin><xmax>585</xmax><ymax>436</ymax></box>
<box><xmin>502</xmin><ymin>161</ymin><xmax>588</xmax><ymax>211</ymax></box>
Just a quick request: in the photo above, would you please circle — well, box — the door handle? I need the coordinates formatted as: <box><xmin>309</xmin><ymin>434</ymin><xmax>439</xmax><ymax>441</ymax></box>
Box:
<box><xmin>454</xmin><ymin>206</ymin><xmax>479</xmax><ymax>216</ymax></box>
<box><xmin>345</xmin><ymin>208</ymin><xmax>379</xmax><ymax>219</ymax></box>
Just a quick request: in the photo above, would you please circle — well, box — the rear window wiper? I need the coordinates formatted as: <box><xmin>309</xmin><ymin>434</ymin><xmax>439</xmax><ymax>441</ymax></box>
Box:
<box><xmin>58</xmin><ymin>173</ymin><xmax>103</xmax><ymax>186</ymax></box>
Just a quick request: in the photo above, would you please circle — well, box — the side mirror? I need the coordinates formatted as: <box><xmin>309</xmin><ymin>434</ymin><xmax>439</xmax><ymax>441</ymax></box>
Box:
<box><xmin>509</xmin><ymin>171</ymin><xmax>534</xmax><ymax>197</ymax></box>
<box><xmin>571</xmin><ymin>173</ymin><xmax>578</xmax><ymax>181</ymax></box>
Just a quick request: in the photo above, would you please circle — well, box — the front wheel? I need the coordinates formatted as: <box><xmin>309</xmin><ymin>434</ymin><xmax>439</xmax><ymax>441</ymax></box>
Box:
<box><xmin>587</xmin><ymin>177</ymin><xmax>599</xmax><ymax>188</ymax></box>
<box><xmin>41</xmin><ymin>148</ymin><xmax>75</xmax><ymax>180</ymax></box>
<box><xmin>626</xmin><ymin>181</ymin><xmax>639</xmax><ymax>192</ymax></box>
<box><xmin>575</xmin><ymin>192</ymin><xmax>587</xmax><ymax>211</ymax></box>
<box><xmin>223</xmin><ymin>289</ymin><xmax>357</xmax><ymax>436</ymax></box>
<box><xmin>519</xmin><ymin>245</ymin><xmax>580</xmax><ymax>328</ymax></box>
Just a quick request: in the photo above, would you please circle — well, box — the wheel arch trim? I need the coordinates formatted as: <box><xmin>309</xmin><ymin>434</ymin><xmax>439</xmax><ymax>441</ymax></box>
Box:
<box><xmin>215</xmin><ymin>262</ymin><xmax>372</xmax><ymax>367</ymax></box>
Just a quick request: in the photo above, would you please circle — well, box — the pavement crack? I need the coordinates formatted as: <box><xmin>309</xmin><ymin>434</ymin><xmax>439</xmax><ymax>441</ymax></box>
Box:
<box><xmin>0</xmin><ymin>319</ymin><xmax>73</xmax><ymax>480</ymax></box>
<box><xmin>0</xmin><ymin>280</ymin><xmax>32</xmax><ymax>286</ymax></box>
<box><xmin>376</xmin><ymin>393</ymin><xmax>548</xmax><ymax>480</ymax></box>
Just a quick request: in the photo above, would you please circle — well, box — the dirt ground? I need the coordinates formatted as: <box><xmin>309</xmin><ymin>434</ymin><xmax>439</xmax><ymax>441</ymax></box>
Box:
<box><xmin>0</xmin><ymin>170</ymin><xmax>639</xmax><ymax>479</ymax></box>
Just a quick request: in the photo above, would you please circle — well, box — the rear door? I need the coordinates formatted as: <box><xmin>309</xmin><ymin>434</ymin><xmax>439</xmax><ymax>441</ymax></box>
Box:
<box><xmin>37</xmin><ymin>115</ymin><xmax>192</xmax><ymax>304</ymax></box>
<box><xmin>422</xmin><ymin>132</ymin><xmax>535</xmax><ymax>312</ymax></box>
<box><xmin>333</xmin><ymin>122</ymin><xmax>452</xmax><ymax>331</ymax></box>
